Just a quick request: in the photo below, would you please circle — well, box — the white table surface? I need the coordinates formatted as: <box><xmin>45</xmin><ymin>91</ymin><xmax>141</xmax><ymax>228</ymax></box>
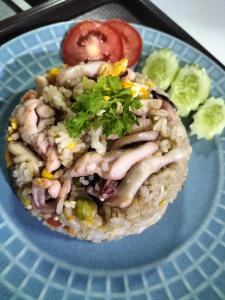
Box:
<box><xmin>151</xmin><ymin>0</ymin><xmax>225</xmax><ymax>67</ymax></box>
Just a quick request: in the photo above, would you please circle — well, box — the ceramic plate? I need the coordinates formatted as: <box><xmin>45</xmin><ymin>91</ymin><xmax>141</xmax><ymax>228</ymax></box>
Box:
<box><xmin>0</xmin><ymin>21</ymin><xmax>225</xmax><ymax>300</ymax></box>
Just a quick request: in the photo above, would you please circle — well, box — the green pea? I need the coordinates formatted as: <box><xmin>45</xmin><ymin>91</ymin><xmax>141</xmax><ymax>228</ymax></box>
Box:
<box><xmin>74</xmin><ymin>198</ymin><xmax>97</xmax><ymax>221</ymax></box>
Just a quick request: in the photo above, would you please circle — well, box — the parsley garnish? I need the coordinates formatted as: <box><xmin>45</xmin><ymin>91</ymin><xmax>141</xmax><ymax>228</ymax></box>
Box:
<box><xmin>65</xmin><ymin>75</ymin><xmax>141</xmax><ymax>137</ymax></box>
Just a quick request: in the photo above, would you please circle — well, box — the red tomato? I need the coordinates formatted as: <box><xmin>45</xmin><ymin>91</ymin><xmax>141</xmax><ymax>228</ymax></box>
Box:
<box><xmin>47</xmin><ymin>218</ymin><xmax>61</xmax><ymax>227</ymax></box>
<box><xmin>62</xmin><ymin>20</ymin><xmax>123</xmax><ymax>66</ymax></box>
<box><xmin>106</xmin><ymin>19</ymin><xmax>142</xmax><ymax>67</ymax></box>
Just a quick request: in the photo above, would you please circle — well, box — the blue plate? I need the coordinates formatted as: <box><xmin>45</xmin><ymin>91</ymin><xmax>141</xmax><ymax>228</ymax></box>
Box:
<box><xmin>0</xmin><ymin>21</ymin><xmax>225</xmax><ymax>300</ymax></box>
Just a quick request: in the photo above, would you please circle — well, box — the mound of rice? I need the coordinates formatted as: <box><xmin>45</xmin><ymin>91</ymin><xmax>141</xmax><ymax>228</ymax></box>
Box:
<box><xmin>6</xmin><ymin>61</ymin><xmax>191</xmax><ymax>242</ymax></box>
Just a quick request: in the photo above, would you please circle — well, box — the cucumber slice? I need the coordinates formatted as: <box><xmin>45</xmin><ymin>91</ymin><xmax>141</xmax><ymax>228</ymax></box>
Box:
<box><xmin>142</xmin><ymin>48</ymin><xmax>179</xmax><ymax>90</ymax></box>
<box><xmin>190</xmin><ymin>97</ymin><xmax>225</xmax><ymax>140</ymax></box>
<box><xmin>169</xmin><ymin>64</ymin><xmax>211</xmax><ymax>117</ymax></box>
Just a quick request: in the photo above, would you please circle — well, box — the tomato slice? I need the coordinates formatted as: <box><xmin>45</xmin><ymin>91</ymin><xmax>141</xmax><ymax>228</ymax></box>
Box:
<box><xmin>47</xmin><ymin>218</ymin><xmax>61</xmax><ymax>227</ymax></box>
<box><xmin>62</xmin><ymin>20</ymin><xmax>124</xmax><ymax>66</ymax></box>
<box><xmin>106</xmin><ymin>19</ymin><xmax>142</xmax><ymax>67</ymax></box>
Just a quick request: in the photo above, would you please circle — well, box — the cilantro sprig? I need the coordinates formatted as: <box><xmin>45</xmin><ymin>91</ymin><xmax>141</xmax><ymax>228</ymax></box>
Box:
<box><xmin>65</xmin><ymin>75</ymin><xmax>141</xmax><ymax>138</ymax></box>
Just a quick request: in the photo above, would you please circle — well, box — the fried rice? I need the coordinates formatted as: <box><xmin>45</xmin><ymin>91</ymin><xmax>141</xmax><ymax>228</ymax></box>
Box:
<box><xmin>6</xmin><ymin>59</ymin><xmax>191</xmax><ymax>242</ymax></box>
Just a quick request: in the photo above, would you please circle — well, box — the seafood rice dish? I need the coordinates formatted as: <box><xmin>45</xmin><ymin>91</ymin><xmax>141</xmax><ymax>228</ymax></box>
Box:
<box><xmin>6</xmin><ymin>58</ymin><xmax>191</xmax><ymax>242</ymax></box>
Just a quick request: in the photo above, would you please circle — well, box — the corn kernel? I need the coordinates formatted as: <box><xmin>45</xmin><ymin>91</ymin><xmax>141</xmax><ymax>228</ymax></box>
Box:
<box><xmin>159</xmin><ymin>200</ymin><xmax>167</xmax><ymax>208</ymax></box>
<box><xmin>41</xmin><ymin>168</ymin><xmax>55</xmax><ymax>180</ymax></box>
<box><xmin>140</xmin><ymin>87</ymin><xmax>148</xmax><ymax>99</ymax></box>
<box><xmin>5</xmin><ymin>150</ymin><xmax>13</xmax><ymax>168</ymax></box>
<box><xmin>10</xmin><ymin>118</ymin><xmax>17</xmax><ymax>130</ymax></box>
<box><xmin>7</xmin><ymin>136</ymin><xmax>13</xmax><ymax>142</ymax></box>
<box><xmin>48</xmin><ymin>67</ymin><xmax>61</xmax><ymax>81</ymax></box>
<box><xmin>99</xmin><ymin>63</ymin><xmax>114</xmax><ymax>76</ymax></box>
<box><xmin>122</xmin><ymin>79</ymin><xmax>134</xmax><ymax>89</ymax></box>
<box><xmin>67</xmin><ymin>143</ymin><xmax>76</xmax><ymax>150</ymax></box>
<box><xmin>99</xmin><ymin>58</ymin><xmax>128</xmax><ymax>77</ymax></box>
<box><xmin>21</xmin><ymin>197</ymin><xmax>31</xmax><ymax>208</ymax></box>
<box><xmin>103</xmin><ymin>96</ymin><xmax>110</xmax><ymax>101</ymax></box>
<box><xmin>111</xmin><ymin>58</ymin><xmax>128</xmax><ymax>76</ymax></box>
<box><xmin>36</xmin><ymin>178</ymin><xmax>45</xmax><ymax>187</ymax></box>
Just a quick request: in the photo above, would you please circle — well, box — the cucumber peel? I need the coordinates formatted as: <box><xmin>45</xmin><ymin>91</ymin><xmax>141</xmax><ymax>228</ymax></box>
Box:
<box><xmin>190</xmin><ymin>97</ymin><xmax>225</xmax><ymax>140</ymax></box>
<box><xmin>142</xmin><ymin>48</ymin><xmax>179</xmax><ymax>90</ymax></box>
<box><xmin>169</xmin><ymin>64</ymin><xmax>211</xmax><ymax>117</ymax></box>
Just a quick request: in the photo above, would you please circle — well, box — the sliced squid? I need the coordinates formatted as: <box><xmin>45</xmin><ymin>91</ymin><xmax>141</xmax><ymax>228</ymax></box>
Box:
<box><xmin>111</xmin><ymin>131</ymin><xmax>158</xmax><ymax>150</ymax></box>
<box><xmin>32</xmin><ymin>178</ymin><xmax>61</xmax><ymax>213</ymax></box>
<box><xmin>107</xmin><ymin>145</ymin><xmax>192</xmax><ymax>208</ymax></box>
<box><xmin>8</xmin><ymin>141</ymin><xmax>41</xmax><ymax>164</ymax></box>
<box><xmin>56</xmin><ymin>61</ymin><xmax>105</xmax><ymax>86</ymax></box>
<box><xmin>70</xmin><ymin>141</ymin><xmax>158</xmax><ymax>180</ymax></box>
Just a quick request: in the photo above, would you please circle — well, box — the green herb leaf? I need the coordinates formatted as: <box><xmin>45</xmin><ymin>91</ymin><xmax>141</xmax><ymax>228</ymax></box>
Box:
<box><xmin>65</xmin><ymin>112</ymin><xmax>89</xmax><ymax>137</ymax></box>
<box><xmin>65</xmin><ymin>75</ymin><xmax>141</xmax><ymax>138</ymax></box>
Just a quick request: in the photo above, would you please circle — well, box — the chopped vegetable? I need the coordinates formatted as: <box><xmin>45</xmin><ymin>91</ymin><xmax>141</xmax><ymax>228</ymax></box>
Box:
<box><xmin>7</xmin><ymin>136</ymin><xmax>13</xmax><ymax>142</ymax></box>
<box><xmin>7</xmin><ymin>118</ymin><xmax>18</xmax><ymax>144</ymax></box>
<box><xmin>65</xmin><ymin>75</ymin><xmax>141</xmax><ymax>138</ymax></box>
<box><xmin>121</xmin><ymin>79</ymin><xmax>134</xmax><ymax>89</ymax></box>
<box><xmin>74</xmin><ymin>198</ymin><xmax>97</xmax><ymax>221</ymax></box>
<box><xmin>5</xmin><ymin>149</ymin><xmax>13</xmax><ymax>168</ymax></box>
<box><xmin>190</xmin><ymin>97</ymin><xmax>225</xmax><ymax>140</ymax></box>
<box><xmin>99</xmin><ymin>58</ymin><xmax>128</xmax><ymax>77</ymax></box>
<box><xmin>18</xmin><ymin>190</ymin><xmax>31</xmax><ymax>208</ymax></box>
<box><xmin>67</xmin><ymin>143</ymin><xmax>76</xmax><ymax>150</ymax></box>
<box><xmin>21</xmin><ymin>197</ymin><xmax>31</xmax><ymax>209</ymax></box>
<box><xmin>48</xmin><ymin>67</ymin><xmax>61</xmax><ymax>82</ymax></box>
<box><xmin>169</xmin><ymin>64</ymin><xmax>211</xmax><ymax>117</ymax></box>
<box><xmin>159</xmin><ymin>200</ymin><xmax>167</xmax><ymax>208</ymax></box>
<box><xmin>41</xmin><ymin>168</ymin><xmax>55</xmax><ymax>180</ymax></box>
<box><xmin>10</xmin><ymin>118</ymin><xmax>17</xmax><ymax>130</ymax></box>
<box><xmin>47</xmin><ymin>218</ymin><xmax>61</xmax><ymax>227</ymax></box>
<box><xmin>142</xmin><ymin>48</ymin><xmax>179</xmax><ymax>90</ymax></box>
<box><xmin>122</xmin><ymin>79</ymin><xmax>150</xmax><ymax>99</ymax></box>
